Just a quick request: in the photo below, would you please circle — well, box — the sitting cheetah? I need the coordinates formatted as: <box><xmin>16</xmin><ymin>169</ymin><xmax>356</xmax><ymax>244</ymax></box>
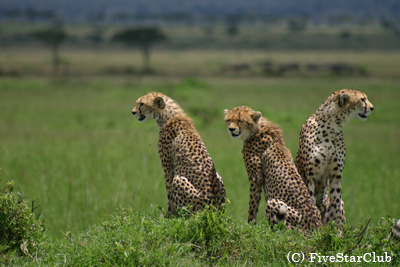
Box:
<box><xmin>295</xmin><ymin>89</ymin><xmax>374</xmax><ymax>227</ymax></box>
<box><xmin>132</xmin><ymin>92</ymin><xmax>225</xmax><ymax>214</ymax></box>
<box><xmin>224</xmin><ymin>106</ymin><xmax>321</xmax><ymax>231</ymax></box>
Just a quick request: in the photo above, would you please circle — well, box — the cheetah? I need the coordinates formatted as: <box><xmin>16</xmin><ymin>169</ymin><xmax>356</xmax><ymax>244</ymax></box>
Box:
<box><xmin>224</xmin><ymin>106</ymin><xmax>321</xmax><ymax>231</ymax></box>
<box><xmin>295</xmin><ymin>89</ymin><xmax>374</xmax><ymax>227</ymax></box>
<box><xmin>131</xmin><ymin>92</ymin><xmax>225</xmax><ymax>214</ymax></box>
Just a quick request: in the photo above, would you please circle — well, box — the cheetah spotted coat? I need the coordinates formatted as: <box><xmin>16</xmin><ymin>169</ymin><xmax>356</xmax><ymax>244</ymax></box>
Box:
<box><xmin>132</xmin><ymin>92</ymin><xmax>226</xmax><ymax>214</ymax></box>
<box><xmin>225</xmin><ymin>106</ymin><xmax>321</xmax><ymax>231</ymax></box>
<box><xmin>295</xmin><ymin>89</ymin><xmax>374</xmax><ymax>227</ymax></box>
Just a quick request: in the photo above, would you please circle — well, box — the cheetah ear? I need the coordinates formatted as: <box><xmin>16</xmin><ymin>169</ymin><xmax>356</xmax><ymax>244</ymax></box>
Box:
<box><xmin>338</xmin><ymin>93</ymin><xmax>349</xmax><ymax>107</ymax></box>
<box><xmin>252</xmin><ymin>111</ymin><xmax>262</xmax><ymax>122</ymax></box>
<box><xmin>224</xmin><ymin>109</ymin><xmax>229</xmax><ymax>115</ymax></box>
<box><xmin>154</xmin><ymin>96</ymin><xmax>165</xmax><ymax>109</ymax></box>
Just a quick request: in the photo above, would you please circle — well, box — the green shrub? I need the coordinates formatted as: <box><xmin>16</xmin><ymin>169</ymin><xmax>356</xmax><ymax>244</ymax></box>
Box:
<box><xmin>0</xmin><ymin>180</ymin><xmax>45</xmax><ymax>258</ymax></box>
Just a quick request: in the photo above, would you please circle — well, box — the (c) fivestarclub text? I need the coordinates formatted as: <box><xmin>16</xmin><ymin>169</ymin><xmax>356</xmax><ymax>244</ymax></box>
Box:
<box><xmin>287</xmin><ymin>251</ymin><xmax>392</xmax><ymax>264</ymax></box>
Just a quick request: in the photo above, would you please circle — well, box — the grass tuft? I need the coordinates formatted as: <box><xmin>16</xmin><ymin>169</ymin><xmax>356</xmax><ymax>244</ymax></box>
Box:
<box><xmin>0</xmin><ymin>180</ymin><xmax>45</xmax><ymax>262</ymax></box>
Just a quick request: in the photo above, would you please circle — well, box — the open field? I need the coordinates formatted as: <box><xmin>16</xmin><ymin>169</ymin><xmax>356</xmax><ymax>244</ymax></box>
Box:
<box><xmin>2</xmin><ymin>47</ymin><xmax>400</xmax><ymax>77</ymax></box>
<box><xmin>0</xmin><ymin>47</ymin><xmax>399</xmax><ymax>238</ymax></box>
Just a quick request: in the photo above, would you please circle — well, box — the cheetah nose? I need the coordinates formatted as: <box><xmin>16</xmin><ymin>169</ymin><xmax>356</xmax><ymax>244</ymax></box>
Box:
<box><xmin>370</xmin><ymin>107</ymin><xmax>374</xmax><ymax>111</ymax></box>
<box><xmin>228</xmin><ymin>127</ymin><xmax>236</xmax><ymax>132</ymax></box>
<box><xmin>132</xmin><ymin>111</ymin><xmax>136</xmax><ymax>116</ymax></box>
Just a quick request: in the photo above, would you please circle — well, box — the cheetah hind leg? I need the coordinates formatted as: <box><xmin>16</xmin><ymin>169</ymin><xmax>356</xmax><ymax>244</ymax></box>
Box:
<box><xmin>266</xmin><ymin>199</ymin><xmax>302</xmax><ymax>230</ymax></box>
<box><xmin>172</xmin><ymin>175</ymin><xmax>209</xmax><ymax>212</ymax></box>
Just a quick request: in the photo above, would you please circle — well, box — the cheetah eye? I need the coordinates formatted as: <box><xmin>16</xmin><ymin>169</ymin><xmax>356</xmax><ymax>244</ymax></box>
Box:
<box><xmin>360</xmin><ymin>98</ymin><xmax>365</xmax><ymax>102</ymax></box>
<box><xmin>238</xmin><ymin>119</ymin><xmax>243</xmax><ymax>123</ymax></box>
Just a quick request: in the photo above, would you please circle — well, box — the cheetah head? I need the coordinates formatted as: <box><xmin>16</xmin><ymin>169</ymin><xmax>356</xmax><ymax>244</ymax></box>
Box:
<box><xmin>337</xmin><ymin>89</ymin><xmax>374</xmax><ymax>122</ymax></box>
<box><xmin>224</xmin><ymin>106</ymin><xmax>262</xmax><ymax>142</ymax></box>
<box><xmin>131</xmin><ymin>92</ymin><xmax>166</xmax><ymax>122</ymax></box>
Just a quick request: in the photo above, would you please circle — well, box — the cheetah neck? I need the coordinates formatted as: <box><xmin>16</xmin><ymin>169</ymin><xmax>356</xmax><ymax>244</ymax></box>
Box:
<box><xmin>244</xmin><ymin>118</ymin><xmax>293</xmax><ymax>161</ymax></box>
<box><xmin>314</xmin><ymin>100</ymin><xmax>352</xmax><ymax>133</ymax></box>
<box><xmin>240</xmin><ymin>117</ymin><xmax>266</xmax><ymax>142</ymax></box>
<box><xmin>154</xmin><ymin>98</ymin><xmax>186</xmax><ymax>128</ymax></box>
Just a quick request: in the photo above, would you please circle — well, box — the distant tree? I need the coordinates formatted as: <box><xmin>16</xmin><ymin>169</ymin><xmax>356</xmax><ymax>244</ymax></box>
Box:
<box><xmin>381</xmin><ymin>20</ymin><xmax>395</xmax><ymax>30</ymax></box>
<box><xmin>339</xmin><ymin>30</ymin><xmax>352</xmax><ymax>40</ymax></box>
<box><xmin>339</xmin><ymin>30</ymin><xmax>352</xmax><ymax>48</ymax></box>
<box><xmin>32</xmin><ymin>20</ymin><xmax>67</xmax><ymax>75</ymax></box>
<box><xmin>226</xmin><ymin>15</ymin><xmax>240</xmax><ymax>37</ymax></box>
<box><xmin>112</xmin><ymin>27</ymin><xmax>167</xmax><ymax>73</ymax></box>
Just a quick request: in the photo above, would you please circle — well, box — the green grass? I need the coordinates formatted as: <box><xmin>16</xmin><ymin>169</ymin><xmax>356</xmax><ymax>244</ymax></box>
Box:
<box><xmin>0</xmin><ymin>73</ymin><xmax>399</xmax><ymax>238</ymax></box>
<box><xmin>3</xmin><ymin>207</ymin><xmax>400</xmax><ymax>266</ymax></box>
<box><xmin>0</xmin><ymin>46</ymin><xmax>399</xmax><ymax>264</ymax></box>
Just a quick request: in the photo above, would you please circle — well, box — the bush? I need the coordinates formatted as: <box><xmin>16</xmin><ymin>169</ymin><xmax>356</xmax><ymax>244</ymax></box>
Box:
<box><xmin>0</xmin><ymin>180</ymin><xmax>45</xmax><ymax>259</ymax></box>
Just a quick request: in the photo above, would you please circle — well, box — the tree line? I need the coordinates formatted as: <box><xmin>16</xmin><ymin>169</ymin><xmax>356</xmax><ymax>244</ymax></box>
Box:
<box><xmin>31</xmin><ymin>21</ymin><xmax>167</xmax><ymax>75</ymax></box>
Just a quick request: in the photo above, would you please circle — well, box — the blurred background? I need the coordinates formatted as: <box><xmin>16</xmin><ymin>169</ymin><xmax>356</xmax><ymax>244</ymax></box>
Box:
<box><xmin>0</xmin><ymin>0</ymin><xmax>399</xmax><ymax>76</ymax></box>
<box><xmin>0</xmin><ymin>0</ymin><xmax>399</xmax><ymax>237</ymax></box>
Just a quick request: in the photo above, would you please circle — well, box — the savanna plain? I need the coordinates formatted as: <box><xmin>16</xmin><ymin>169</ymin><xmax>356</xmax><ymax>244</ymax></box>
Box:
<box><xmin>0</xmin><ymin>45</ymin><xmax>399</xmax><ymax>265</ymax></box>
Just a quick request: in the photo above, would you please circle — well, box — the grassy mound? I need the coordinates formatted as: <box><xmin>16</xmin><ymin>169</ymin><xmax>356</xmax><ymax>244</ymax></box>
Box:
<box><xmin>4</xmin><ymin>203</ymin><xmax>399</xmax><ymax>266</ymax></box>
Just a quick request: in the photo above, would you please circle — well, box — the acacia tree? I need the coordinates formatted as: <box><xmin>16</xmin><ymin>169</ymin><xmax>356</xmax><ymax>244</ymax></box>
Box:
<box><xmin>112</xmin><ymin>27</ymin><xmax>167</xmax><ymax>73</ymax></box>
<box><xmin>32</xmin><ymin>21</ymin><xmax>67</xmax><ymax>75</ymax></box>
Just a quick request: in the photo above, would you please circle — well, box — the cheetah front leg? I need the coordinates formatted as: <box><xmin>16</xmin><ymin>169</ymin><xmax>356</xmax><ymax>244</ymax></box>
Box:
<box><xmin>323</xmin><ymin>198</ymin><xmax>345</xmax><ymax>226</ymax></box>
<box><xmin>162</xmin><ymin>168</ymin><xmax>176</xmax><ymax>214</ymax></box>
<box><xmin>243</xmin><ymin>154</ymin><xmax>264</xmax><ymax>224</ymax></box>
<box><xmin>266</xmin><ymin>199</ymin><xmax>302</xmax><ymax>229</ymax></box>
<box><xmin>171</xmin><ymin>175</ymin><xmax>209</xmax><ymax>212</ymax></box>
<box><xmin>323</xmin><ymin>173</ymin><xmax>346</xmax><ymax>227</ymax></box>
<box><xmin>323</xmin><ymin>134</ymin><xmax>347</xmax><ymax>228</ymax></box>
<box><xmin>248</xmin><ymin>178</ymin><xmax>263</xmax><ymax>223</ymax></box>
